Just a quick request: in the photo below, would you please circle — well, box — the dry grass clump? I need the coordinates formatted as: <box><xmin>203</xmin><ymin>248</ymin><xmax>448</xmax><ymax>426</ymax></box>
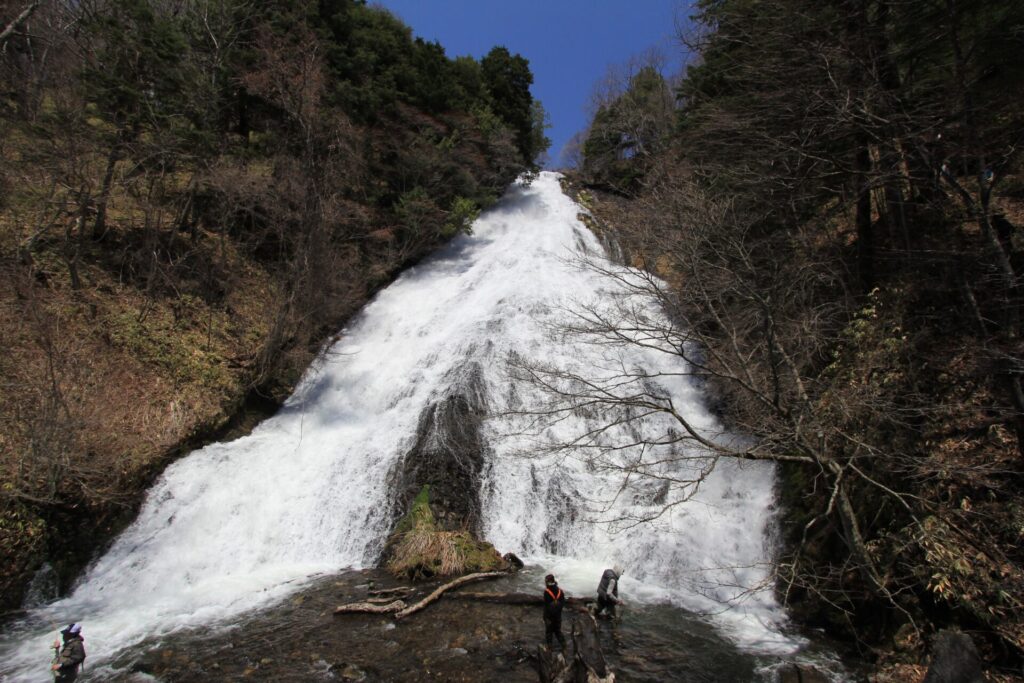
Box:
<box><xmin>385</xmin><ymin>485</ymin><xmax>505</xmax><ymax>580</ymax></box>
<box><xmin>386</xmin><ymin>527</ymin><xmax>505</xmax><ymax>581</ymax></box>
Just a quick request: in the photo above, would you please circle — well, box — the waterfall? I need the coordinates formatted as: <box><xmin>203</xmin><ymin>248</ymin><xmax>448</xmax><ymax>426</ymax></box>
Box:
<box><xmin>0</xmin><ymin>173</ymin><xmax>794</xmax><ymax>680</ymax></box>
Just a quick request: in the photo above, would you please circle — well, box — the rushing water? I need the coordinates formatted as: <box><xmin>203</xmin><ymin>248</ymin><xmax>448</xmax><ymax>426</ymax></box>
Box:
<box><xmin>1</xmin><ymin>173</ymin><xmax>842</xmax><ymax>681</ymax></box>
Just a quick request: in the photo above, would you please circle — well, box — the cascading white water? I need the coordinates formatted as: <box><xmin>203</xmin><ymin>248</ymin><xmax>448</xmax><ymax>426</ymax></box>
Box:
<box><xmin>0</xmin><ymin>173</ymin><xmax>795</xmax><ymax>680</ymax></box>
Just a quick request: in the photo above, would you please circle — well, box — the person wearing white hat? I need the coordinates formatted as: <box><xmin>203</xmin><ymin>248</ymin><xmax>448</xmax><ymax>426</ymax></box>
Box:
<box><xmin>50</xmin><ymin>623</ymin><xmax>85</xmax><ymax>682</ymax></box>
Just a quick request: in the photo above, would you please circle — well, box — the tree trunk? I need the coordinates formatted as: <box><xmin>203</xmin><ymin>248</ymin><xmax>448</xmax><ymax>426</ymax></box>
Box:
<box><xmin>855</xmin><ymin>142</ymin><xmax>875</xmax><ymax>292</ymax></box>
<box><xmin>0</xmin><ymin>1</ymin><xmax>41</xmax><ymax>46</ymax></box>
<box><xmin>64</xmin><ymin>195</ymin><xmax>89</xmax><ymax>290</ymax></box>
<box><xmin>92</xmin><ymin>143</ymin><xmax>122</xmax><ymax>240</ymax></box>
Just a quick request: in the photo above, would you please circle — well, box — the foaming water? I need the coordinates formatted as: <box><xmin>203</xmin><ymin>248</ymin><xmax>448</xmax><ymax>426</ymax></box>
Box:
<box><xmin>1</xmin><ymin>173</ymin><xmax>793</xmax><ymax>680</ymax></box>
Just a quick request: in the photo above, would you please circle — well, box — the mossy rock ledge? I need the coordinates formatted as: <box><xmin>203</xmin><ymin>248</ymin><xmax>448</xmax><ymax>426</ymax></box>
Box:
<box><xmin>381</xmin><ymin>485</ymin><xmax>510</xmax><ymax>581</ymax></box>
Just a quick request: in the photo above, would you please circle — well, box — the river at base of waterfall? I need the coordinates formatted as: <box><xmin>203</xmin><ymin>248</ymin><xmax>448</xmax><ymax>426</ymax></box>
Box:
<box><xmin>71</xmin><ymin>567</ymin><xmax>855</xmax><ymax>683</ymax></box>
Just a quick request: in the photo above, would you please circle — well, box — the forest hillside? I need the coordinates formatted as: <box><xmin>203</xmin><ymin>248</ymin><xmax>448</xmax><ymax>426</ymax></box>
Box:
<box><xmin>0</xmin><ymin>0</ymin><xmax>547</xmax><ymax>610</ymax></box>
<box><xmin>570</xmin><ymin>0</ymin><xmax>1024</xmax><ymax>678</ymax></box>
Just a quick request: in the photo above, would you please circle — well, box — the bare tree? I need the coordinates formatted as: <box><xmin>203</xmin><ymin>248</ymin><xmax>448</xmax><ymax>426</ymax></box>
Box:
<box><xmin>514</xmin><ymin>164</ymin><xmax>941</xmax><ymax>635</ymax></box>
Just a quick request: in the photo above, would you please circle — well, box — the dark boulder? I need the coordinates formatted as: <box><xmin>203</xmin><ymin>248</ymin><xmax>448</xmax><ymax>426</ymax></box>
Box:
<box><xmin>777</xmin><ymin>663</ymin><xmax>830</xmax><ymax>683</ymax></box>
<box><xmin>923</xmin><ymin>630</ymin><xmax>984</xmax><ymax>683</ymax></box>
<box><xmin>503</xmin><ymin>552</ymin><xmax>525</xmax><ymax>569</ymax></box>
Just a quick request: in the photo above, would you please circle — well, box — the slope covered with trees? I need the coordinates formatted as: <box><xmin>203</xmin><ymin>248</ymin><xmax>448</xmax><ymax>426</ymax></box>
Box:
<box><xmin>0</xmin><ymin>0</ymin><xmax>547</xmax><ymax>609</ymax></box>
<box><xmin>570</xmin><ymin>0</ymin><xmax>1024</xmax><ymax>676</ymax></box>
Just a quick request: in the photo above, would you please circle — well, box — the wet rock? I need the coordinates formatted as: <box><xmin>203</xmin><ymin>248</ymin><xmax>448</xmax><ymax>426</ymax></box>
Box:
<box><xmin>330</xmin><ymin>662</ymin><xmax>367</xmax><ymax>681</ymax></box>
<box><xmin>923</xmin><ymin>630</ymin><xmax>984</xmax><ymax>683</ymax></box>
<box><xmin>777</xmin><ymin>663</ymin><xmax>829</xmax><ymax>683</ymax></box>
<box><xmin>388</xmin><ymin>364</ymin><xmax>488</xmax><ymax>533</ymax></box>
<box><xmin>503</xmin><ymin>552</ymin><xmax>525</xmax><ymax>569</ymax></box>
<box><xmin>129</xmin><ymin>660</ymin><xmax>154</xmax><ymax>675</ymax></box>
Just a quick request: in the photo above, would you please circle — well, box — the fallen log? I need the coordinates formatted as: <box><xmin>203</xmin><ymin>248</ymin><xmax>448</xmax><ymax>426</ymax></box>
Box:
<box><xmin>334</xmin><ymin>599</ymin><xmax>406</xmax><ymax>615</ymax></box>
<box><xmin>448</xmin><ymin>591</ymin><xmax>594</xmax><ymax>608</ymax></box>
<box><xmin>394</xmin><ymin>571</ymin><xmax>508</xmax><ymax>620</ymax></box>
<box><xmin>537</xmin><ymin>614</ymin><xmax>613</xmax><ymax>683</ymax></box>
<box><xmin>540</xmin><ymin>614</ymin><xmax>614</xmax><ymax>683</ymax></box>
<box><xmin>538</xmin><ymin>646</ymin><xmax>569</xmax><ymax>683</ymax></box>
<box><xmin>572</xmin><ymin>613</ymin><xmax>612</xmax><ymax>681</ymax></box>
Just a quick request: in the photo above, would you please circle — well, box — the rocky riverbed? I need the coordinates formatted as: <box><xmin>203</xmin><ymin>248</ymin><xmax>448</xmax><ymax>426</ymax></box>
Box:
<box><xmin>80</xmin><ymin>567</ymin><xmax>853</xmax><ymax>682</ymax></box>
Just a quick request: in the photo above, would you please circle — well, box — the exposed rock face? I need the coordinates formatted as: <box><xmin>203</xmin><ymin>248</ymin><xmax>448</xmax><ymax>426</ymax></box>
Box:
<box><xmin>923</xmin><ymin>631</ymin><xmax>984</xmax><ymax>683</ymax></box>
<box><xmin>377</xmin><ymin>362</ymin><xmax>503</xmax><ymax>579</ymax></box>
<box><xmin>389</xmin><ymin>362</ymin><xmax>489</xmax><ymax>533</ymax></box>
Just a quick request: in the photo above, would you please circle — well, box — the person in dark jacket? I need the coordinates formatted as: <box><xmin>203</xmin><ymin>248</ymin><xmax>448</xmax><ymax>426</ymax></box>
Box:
<box><xmin>543</xmin><ymin>574</ymin><xmax>567</xmax><ymax>650</ymax></box>
<box><xmin>594</xmin><ymin>566</ymin><xmax>624</xmax><ymax>618</ymax></box>
<box><xmin>51</xmin><ymin>623</ymin><xmax>85</xmax><ymax>682</ymax></box>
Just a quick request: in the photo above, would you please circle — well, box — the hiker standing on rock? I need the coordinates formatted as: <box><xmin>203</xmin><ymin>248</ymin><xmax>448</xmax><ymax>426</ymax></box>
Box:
<box><xmin>594</xmin><ymin>566</ymin><xmax>625</xmax><ymax>618</ymax></box>
<box><xmin>51</xmin><ymin>623</ymin><xmax>85</xmax><ymax>682</ymax></box>
<box><xmin>543</xmin><ymin>574</ymin><xmax>567</xmax><ymax>650</ymax></box>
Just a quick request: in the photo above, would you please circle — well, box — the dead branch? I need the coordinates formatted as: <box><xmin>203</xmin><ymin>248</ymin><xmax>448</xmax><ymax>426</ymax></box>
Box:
<box><xmin>394</xmin><ymin>571</ymin><xmax>509</xmax><ymax>620</ymax></box>
<box><xmin>333</xmin><ymin>599</ymin><xmax>406</xmax><ymax>615</ymax></box>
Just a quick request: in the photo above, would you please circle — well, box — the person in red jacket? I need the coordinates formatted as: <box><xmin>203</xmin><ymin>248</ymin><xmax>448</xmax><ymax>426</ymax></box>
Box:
<box><xmin>543</xmin><ymin>574</ymin><xmax>567</xmax><ymax>650</ymax></box>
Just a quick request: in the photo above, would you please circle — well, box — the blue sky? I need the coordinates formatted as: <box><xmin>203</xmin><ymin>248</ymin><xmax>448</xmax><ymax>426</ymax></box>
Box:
<box><xmin>375</xmin><ymin>0</ymin><xmax>690</xmax><ymax>168</ymax></box>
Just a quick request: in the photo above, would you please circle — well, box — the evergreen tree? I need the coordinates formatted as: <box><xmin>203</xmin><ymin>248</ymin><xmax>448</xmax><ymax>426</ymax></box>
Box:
<box><xmin>481</xmin><ymin>46</ymin><xmax>539</xmax><ymax>164</ymax></box>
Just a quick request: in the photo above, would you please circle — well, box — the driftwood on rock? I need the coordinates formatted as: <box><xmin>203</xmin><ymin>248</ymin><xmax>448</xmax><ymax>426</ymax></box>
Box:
<box><xmin>395</xmin><ymin>571</ymin><xmax>508</xmax><ymax>620</ymax></box>
<box><xmin>335</xmin><ymin>570</ymin><xmax>511</xmax><ymax>617</ymax></box>
<box><xmin>333</xmin><ymin>599</ymin><xmax>407</xmax><ymax>615</ymax></box>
